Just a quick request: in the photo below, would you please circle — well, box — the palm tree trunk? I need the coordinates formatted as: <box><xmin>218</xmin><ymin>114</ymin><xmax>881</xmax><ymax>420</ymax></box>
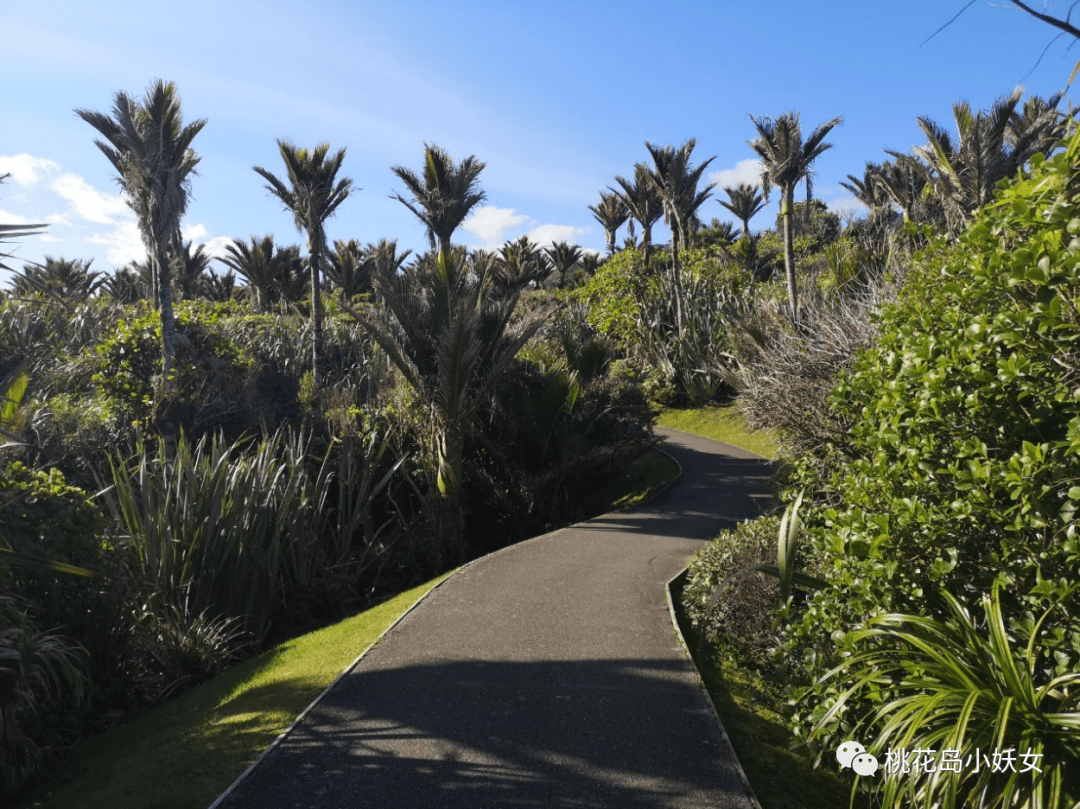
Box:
<box><xmin>308</xmin><ymin>232</ymin><xmax>324</xmax><ymax>388</ymax></box>
<box><xmin>782</xmin><ymin>184</ymin><xmax>798</xmax><ymax>321</ymax></box>
<box><xmin>154</xmin><ymin>239</ymin><xmax>179</xmax><ymax>458</ymax></box>
<box><xmin>670</xmin><ymin>213</ymin><xmax>686</xmax><ymax>337</ymax></box>
<box><xmin>155</xmin><ymin>241</ymin><xmax>177</xmax><ymax>383</ymax></box>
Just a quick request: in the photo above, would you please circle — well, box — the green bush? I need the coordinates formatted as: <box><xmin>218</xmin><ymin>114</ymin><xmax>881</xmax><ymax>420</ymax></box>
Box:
<box><xmin>0</xmin><ymin>593</ymin><xmax>89</xmax><ymax>801</ymax></box>
<box><xmin>783</xmin><ymin>127</ymin><xmax>1080</xmax><ymax>772</ymax></box>
<box><xmin>0</xmin><ymin>461</ymin><xmax>103</xmax><ymax>573</ymax></box>
<box><xmin>681</xmin><ymin>515</ymin><xmax>781</xmax><ymax>668</ymax></box>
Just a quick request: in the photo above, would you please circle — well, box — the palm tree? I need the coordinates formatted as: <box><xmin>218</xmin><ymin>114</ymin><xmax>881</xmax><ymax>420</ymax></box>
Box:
<box><xmin>904</xmin><ymin>89</ymin><xmax>1063</xmax><ymax>235</ymax></box>
<box><xmin>218</xmin><ymin>235</ymin><xmax>300</xmax><ymax>310</ymax></box>
<box><xmin>0</xmin><ymin>174</ymin><xmax>48</xmax><ymax>274</ymax></box>
<box><xmin>544</xmin><ymin>241</ymin><xmax>584</xmax><ymax>289</ymax></box>
<box><xmin>587</xmin><ymin>192</ymin><xmax>629</xmax><ymax>255</ymax></box>
<box><xmin>352</xmin><ymin>248</ymin><xmax>550</xmax><ymax>563</ymax></box>
<box><xmin>391</xmin><ymin>144</ymin><xmax>486</xmax><ymax>261</ymax></box>
<box><xmin>169</xmin><ymin>238</ymin><xmax>212</xmax><ymax>300</ymax></box>
<box><xmin>717</xmin><ymin>183</ymin><xmax>766</xmax><ymax>240</ymax></box>
<box><xmin>643</xmin><ymin>139</ymin><xmax>716</xmax><ymax>334</ymax></box>
<box><xmin>11</xmin><ymin>257</ymin><xmax>104</xmax><ymax>299</ymax></box>
<box><xmin>324</xmin><ymin>238</ymin><xmax>370</xmax><ymax>300</ymax></box>
<box><xmin>254</xmin><ymin>141</ymin><xmax>353</xmax><ymax>385</ymax></box>
<box><xmin>102</xmin><ymin>266</ymin><xmax>146</xmax><ymax>304</ymax></box>
<box><xmin>75</xmin><ymin>80</ymin><xmax>206</xmax><ymax>384</ymax></box>
<box><xmin>199</xmin><ymin>268</ymin><xmax>238</xmax><ymax>302</ymax></box>
<box><xmin>612</xmin><ymin>164</ymin><xmax>664</xmax><ymax>261</ymax></box>
<box><xmin>366</xmin><ymin>237</ymin><xmax>413</xmax><ymax>277</ymax></box>
<box><xmin>749</xmin><ymin>110</ymin><xmax>842</xmax><ymax>320</ymax></box>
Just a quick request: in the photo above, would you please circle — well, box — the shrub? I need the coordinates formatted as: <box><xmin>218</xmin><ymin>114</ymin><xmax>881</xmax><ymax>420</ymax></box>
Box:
<box><xmin>783</xmin><ymin>126</ymin><xmax>1080</xmax><ymax>772</ymax></box>
<box><xmin>681</xmin><ymin>515</ymin><xmax>782</xmax><ymax>668</ymax></box>
<box><xmin>721</xmin><ymin>276</ymin><xmax>902</xmax><ymax>459</ymax></box>
<box><xmin>0</xmin><ymin>594</ymin><xmax>89</xmax><ymax>800</ymax></box>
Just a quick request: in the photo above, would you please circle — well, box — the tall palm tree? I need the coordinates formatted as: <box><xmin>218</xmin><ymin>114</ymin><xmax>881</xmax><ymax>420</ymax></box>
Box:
<box><xmin>544</xmin><ymin>241</ymin><xmax>584</xmax><ymax>289</ymax></box>
<box><xmin>587</xmin><ymin>192</ymin><xmax>629</xmax><ymax>255</ymax></box>
<box><xmin>391</xmin><ymin>144</ymin><xmax>486</xmax><ymax>261</ymax></box>
<box><xmin>643</xmin><ymin>139</ymin><xmax>716</xmax><ymax>334</ymax></box>
<box><xmin>612</xmin><ymin>164</ymin><xmax>664</xmax><ymax>260</ymax></box>
<box><xmin>749</xmin><ymin>110</ymin><xmax>842</xmax><ymax>320</ymax></box>
<box><xmin>253</xmin><ymin>141</ymin><xmax>353</xmax><ymax>385</ymax></box>
<box><xmin>75</xmin><ymin>80</ymin><xmax>206</xmax><ymax>384</ymax></box>
<box><xmin>717</xmin><ymin>183</ymin><xmax>766</xmax><ymax>240</ymax></box>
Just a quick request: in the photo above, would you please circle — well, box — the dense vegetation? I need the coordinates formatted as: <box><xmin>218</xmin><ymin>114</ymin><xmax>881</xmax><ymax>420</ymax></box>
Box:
<box><xmin>682</xmin><ymin>100</ymin><xmax>1080</xmax><ymax>807</ymax></box>
<box><xmin>4</xmin><ymin>68</ymin><xmax>1079</xmax><ymax>809</ymax></box>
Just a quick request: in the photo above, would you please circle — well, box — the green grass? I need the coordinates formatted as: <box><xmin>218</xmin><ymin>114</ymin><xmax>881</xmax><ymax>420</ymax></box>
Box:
<box><xmin>15</xmin><ymin>575</ymin><xmax>452</xmax><ymax>809</ymax></box>
<box><xmin>655</xmin><ymin>402</ymin><xmax>783</xmax><ymax>459</ymax></box>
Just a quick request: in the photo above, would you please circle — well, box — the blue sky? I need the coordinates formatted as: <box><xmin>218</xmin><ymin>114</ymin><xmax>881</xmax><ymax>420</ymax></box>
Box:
<box><xmin>3</xmin><ymin>1</ymin><xmax>1078</xmax><ymax>276</ymax></box>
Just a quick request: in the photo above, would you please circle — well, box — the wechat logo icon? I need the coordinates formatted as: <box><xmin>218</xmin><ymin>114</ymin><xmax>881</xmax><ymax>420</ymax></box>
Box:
<box><xmin>836</xmin><ymin>740</ymin><xmax>879</xmax><ymax>776</ymax></box>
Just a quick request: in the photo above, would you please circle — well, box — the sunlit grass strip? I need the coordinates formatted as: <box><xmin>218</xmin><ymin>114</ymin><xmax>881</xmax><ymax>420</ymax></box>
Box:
<box><xmin>16</xmin><ymin>575</ymin><xmax>451</xmax><ymax>809</ymax></box>
<box><xmin>655</xmin><ymin>403</ymin><xmax>782</xmax><ymax>459</ymax></box>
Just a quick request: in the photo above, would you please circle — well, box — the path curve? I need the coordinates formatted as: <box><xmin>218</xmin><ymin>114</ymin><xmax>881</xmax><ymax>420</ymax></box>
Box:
<box><xmin>211</xmin><ymin>427</ymin><xmax>778</xmax><ymax>809</ymax></box>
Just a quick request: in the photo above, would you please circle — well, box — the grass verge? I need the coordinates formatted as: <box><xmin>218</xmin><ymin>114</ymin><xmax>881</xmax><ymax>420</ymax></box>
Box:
<box><xmin>16</xmin><ymin>575</ymin><xmax>451</xmax><ymax>809</ymax></box>
<box><xmin>656</xmin><ymin>403</ymin><xmax>783</xmax><ymax>459</ymax></box>
<box><xmin>671</xmin><ymin>577</ymin><xmax>864</xmax><ymax>809</ymax></box>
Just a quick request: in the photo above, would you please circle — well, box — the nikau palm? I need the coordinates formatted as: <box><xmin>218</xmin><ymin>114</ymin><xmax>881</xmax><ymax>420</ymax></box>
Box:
<box><xmin>612</xmin><ymin>164</ymin><xmax>664</xmax><ymax>259</ymax></box>
<box><xmin>644</xmin><ymin>139</ymin><xmax>716</xmax><ymax>335</ymax></box>
<box><xmin>749</xmin><ymin>111</ymin><xmax>842</xmax><ymax>320</ymax></box>
<box><xmin>587</xmin><ymin>192</ymin><xmax>629</xmax><ymax>255</ymax></box>
<box><xmin>75</xmin><ymin>80</ymin><xmax>206</xmax><ymax>386</ymax></box>
<box><xmin>357</xmin><ymin>149</ymin><xmax>551</xmax><ymax>561</ymax></box>
<box><xmin>391</xmin><ymin>144</ymin><xmax>486</xmax><ymax>260</ymax></box>
<box><xmin>254</xmin><ymin>141</ymin><xmax>353</xmax><ymax>386</ymax></box>
<box><xmin>717</xmin><ymin>183</ymin><xmax>766</xmax><ymax>241</ymax></box>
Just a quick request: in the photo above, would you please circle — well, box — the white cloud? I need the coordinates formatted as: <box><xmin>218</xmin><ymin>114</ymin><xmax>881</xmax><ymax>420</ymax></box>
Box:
<box><xmin>0</xmin><ymin>154</ymin><xmax>61</xmax><ymax>188</ymax></box>
<box><xmin>51</xmin><ymin>173</ymin><xmax>130</xmax><ymax>224</ymax></box>
<box><xmin>708</xmin><ymin>159</ymin><xmax>764</xmax><ymax>193</ymax></box>
<box><xmin>88</xmin><ymin>220</ymin><xmax>144</xmax><ymax>265</ymax></box>
<box><xmin>47</xmin><ymin>213</ymin><xmax>71</xmax><ymax>227</ymax></box>
<box><xmin>200</xmin><ymin>235</ymin><xmax>233</xmax><ymax>259</ymax></box>
<box><xmin>525</xmin><ymin>224</ymin><xmax>587</xmax><ymax>249</ymax></box>
<box><xmin>462</xmin><ymin>206</ymin><xmax>529</xmax><ymax>248</ymax></box>
<box><xmin>0</xmin><ymin>208</ymin><xmax>33</xmax><ymax>225</ymax></box>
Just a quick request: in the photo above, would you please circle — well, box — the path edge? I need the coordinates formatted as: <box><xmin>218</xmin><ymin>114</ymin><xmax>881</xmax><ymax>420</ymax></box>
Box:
<box><xmin>206</xmin><ymin>571</ymin><xmax>458</xmax><ymax>809</ymax></box>
<box><xmin>665</xmin><ymin>566</ymin><xmax>763</xmax><ymax>809</ymax></box>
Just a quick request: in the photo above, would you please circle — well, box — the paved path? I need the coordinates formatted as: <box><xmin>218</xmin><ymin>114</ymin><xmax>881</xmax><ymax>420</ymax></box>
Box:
<box><xmin>212</xmin><ymin>427</ymin><xmax>778</xmax><ymax>808</ymax></box>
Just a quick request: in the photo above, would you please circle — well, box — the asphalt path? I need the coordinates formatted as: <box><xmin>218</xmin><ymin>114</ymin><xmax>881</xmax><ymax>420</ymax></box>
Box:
<box><xmin>211</xmin><ymin>427</ymin><xmax>778</xmax><ymax>809</ymax></box>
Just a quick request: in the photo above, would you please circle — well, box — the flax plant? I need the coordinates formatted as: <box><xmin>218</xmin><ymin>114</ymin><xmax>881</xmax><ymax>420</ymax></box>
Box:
<box><xmin>105</xmin><ymin>427</ymin><xmax>400</xmax><ymax>642</ymax></box>
<box><xmin>812</xmin><ymin>580</ymin><xmax>1080</xmax><ymax>809</ymax></box>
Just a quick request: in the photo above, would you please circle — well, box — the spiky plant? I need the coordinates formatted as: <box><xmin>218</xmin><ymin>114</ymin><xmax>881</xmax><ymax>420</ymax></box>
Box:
<box><xmin>717</xmin><ymin>183</ymin><xmax>766</xmax><ymax>240</ymax></box>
